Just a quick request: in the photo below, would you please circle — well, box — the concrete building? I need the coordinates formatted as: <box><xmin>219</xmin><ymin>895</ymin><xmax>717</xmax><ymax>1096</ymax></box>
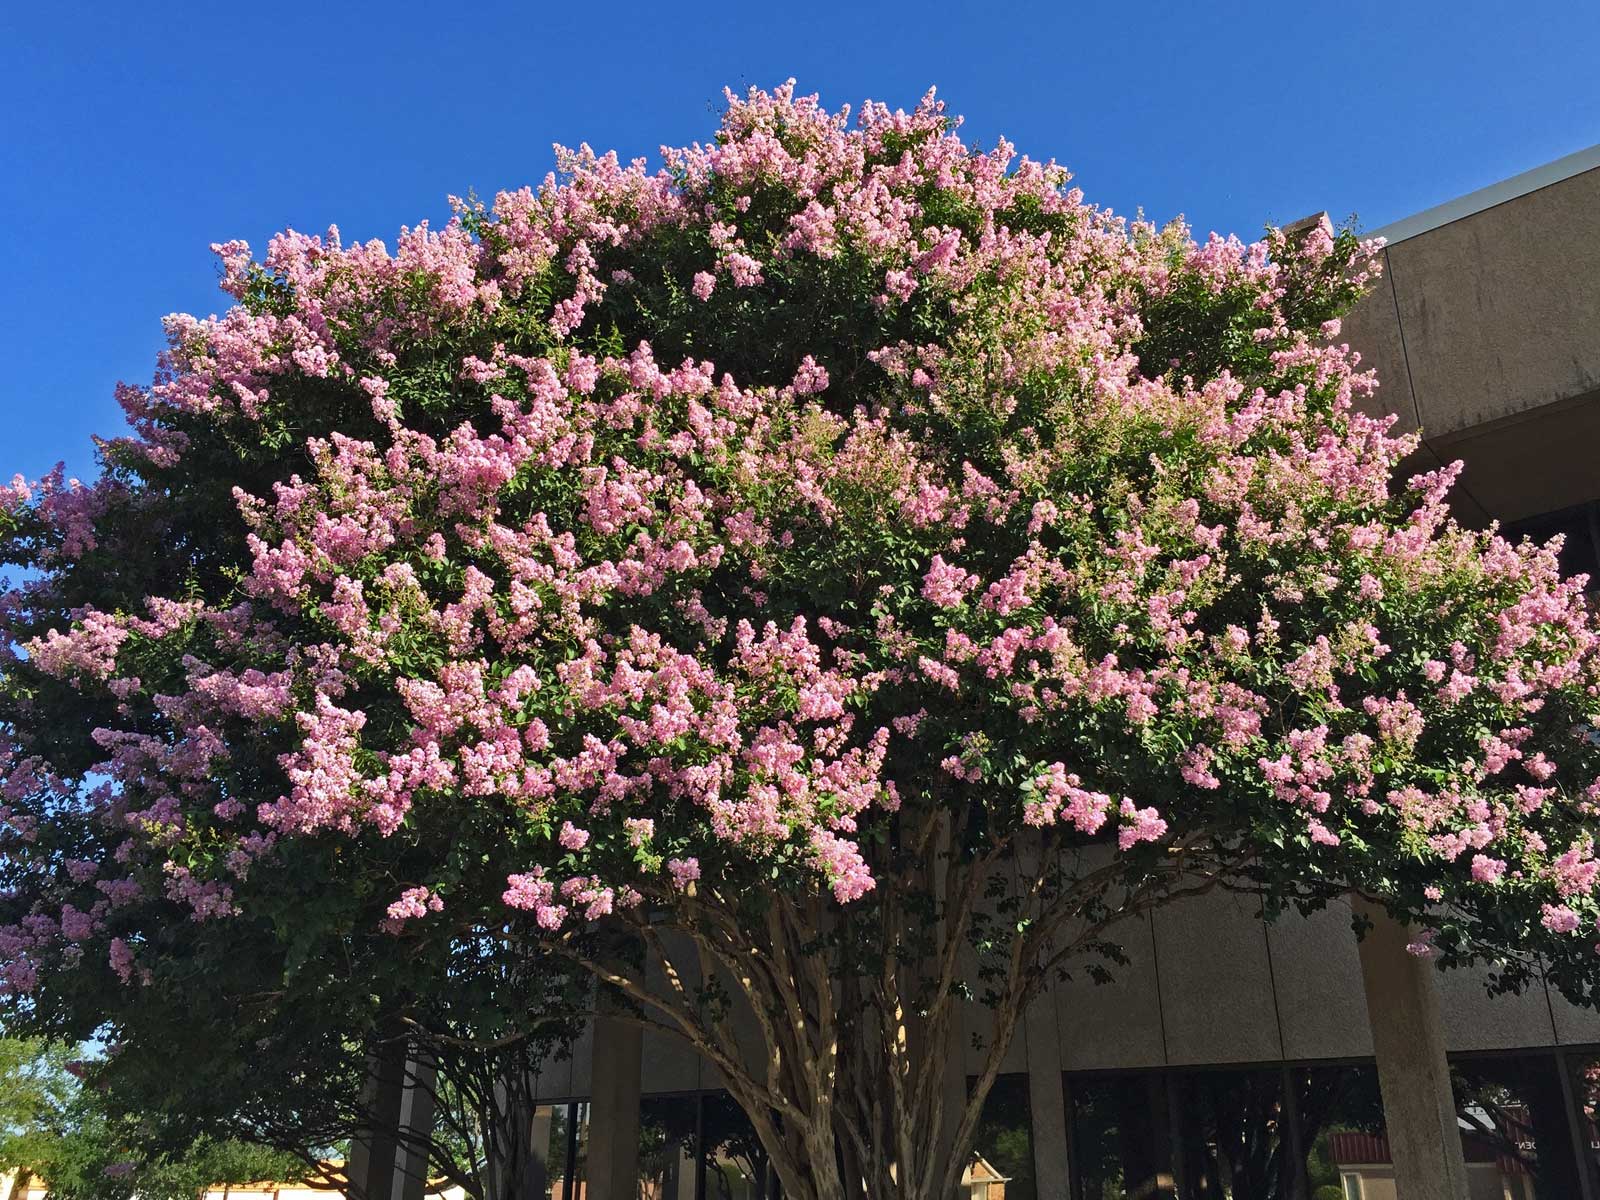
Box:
<box><xmin>367</xmin><ymin>147</ymin><xmax>1600</xmax><ymax>1200</ymax></box>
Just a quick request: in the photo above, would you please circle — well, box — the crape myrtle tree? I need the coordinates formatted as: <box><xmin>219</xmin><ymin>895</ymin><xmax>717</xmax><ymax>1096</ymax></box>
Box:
<box><xmin>3</xmin><ymin>81</ymin><xmax>1600</xmax><ymax>1200</ymax></box>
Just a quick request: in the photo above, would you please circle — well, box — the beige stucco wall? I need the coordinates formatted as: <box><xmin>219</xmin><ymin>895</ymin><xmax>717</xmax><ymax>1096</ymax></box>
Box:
<box><xmin>1345</xmin><ymin>163</ymin><xmax>1600</xmax><ymax>524</ymax></box>
<box><xmin>529</xmin><ymin>887</ymin><xmax>1600</xmax><ymax>1104</ymax></box>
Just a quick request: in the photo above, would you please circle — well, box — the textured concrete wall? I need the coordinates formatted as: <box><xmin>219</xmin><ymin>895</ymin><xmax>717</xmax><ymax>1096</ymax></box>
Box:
<box><xmin>1266</xmin><ymin>900</ymin><xmax>1375</xmax><ymax>1060</ymax></box>
<box><xmin>1343</xmin><ymin>264</ymin><xmax>1420</xmax><ymax>439</ymax></box>
<box><xmin>1053</xmin><ymin>910</ymin><xmax>1166</xmax><ymax>1071</ymax></box>
<box><xmin>638</xmin><ymin>933</ymin><xmax>704</xmax><ymax>1094</ymax></box>
<box><xmin>571</xmin><ymin>889</ymin><xmax>1600</xmax><ymax>1102</ymax></box>
<box><xmin>1151</xmin><ymin>888</ymin><xmax>1282</xmax><ymax>1066</ymax></box>
<box><xmin>1344</xmin><ymin>164</ymin><xmax>1600</xmax><ymax>523</ymax></box>
<box><xmin>1385</xmin><ymin>166</ymin><xmax>1600</xmax><ymax>439</ymax></box>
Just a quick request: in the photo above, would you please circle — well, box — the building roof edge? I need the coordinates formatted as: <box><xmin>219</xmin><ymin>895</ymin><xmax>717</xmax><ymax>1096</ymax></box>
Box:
<box><xmin>1370</xmin><ymin>142</ymin><xmax>1600</xmax><ymax>246</ymax></box>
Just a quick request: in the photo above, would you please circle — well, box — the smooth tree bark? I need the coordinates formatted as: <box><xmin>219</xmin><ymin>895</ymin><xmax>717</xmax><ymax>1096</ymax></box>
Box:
<box><xmin>566</xmin><ymin>819</ymin><xmax>1256</xmax><ymax>1200</ymax></box>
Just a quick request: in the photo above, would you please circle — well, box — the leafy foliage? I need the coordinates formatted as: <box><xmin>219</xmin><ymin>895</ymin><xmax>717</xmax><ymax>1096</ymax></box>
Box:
<box><xmin>0</xmin><ymin>1037</ymin><xmax>307</xmax><ymax>1200</ymax></box>
<box><xmin>2</xmin><ymin>80</ymin><xmax>1598</xmax><ymax>1200</ymax></box>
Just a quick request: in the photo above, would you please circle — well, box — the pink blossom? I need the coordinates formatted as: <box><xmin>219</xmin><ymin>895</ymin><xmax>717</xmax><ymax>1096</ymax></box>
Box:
<box><xmin>792</xmin><ymin>355</ymin><xmax>830</xmax><ymax>395</ymax></box>
<box><xmin>810</xmin><ymin>830</ymin><xmax>874</xmax><ymax>902</ymax></box>
<box><xmin>385</xmin><ymin>885</ymin><xmax>444</xmax><ymax>925</ymax></box>
<box><xmin>1117</xmin><ymin>799</ymin><xmax>1168</xmax><ymax>850</ymax></box>
<box><xmin>1542</xmin><ymin>904</ymin><xmax>1583</xmax><ymax>934</ymax></box>
<box><xmin>921</xmin><ymin>554</ymin><xmax>978</xmax><ymax>608</ymax></box>
<box><xmin>1405</xmin><ymin>929</ymin><xmax>1439</xmax><ymax>958</ymax></box>
<box><xmin>4</xmin><ymin>79</ymin><xmax>1596</xmax><ymax>1054</ymax></box>
<box><xmin>666</xmin><ymin>857</ymin><xmax>700</xmax><ymax>890</ymax></box>
<box><xmin>109</xmin><ymin>938</ymin><xmax>137</xmax><ymax>983</ymax></box>
<box><xmin>1470</xmin><ymin>855</ymin><xmax>1506</xmax><ymax>884</ymax></box>
<box><xmin>504</xmin><ymin>870</ymin><xmax>567</xmax><ymax>930</ymax></box>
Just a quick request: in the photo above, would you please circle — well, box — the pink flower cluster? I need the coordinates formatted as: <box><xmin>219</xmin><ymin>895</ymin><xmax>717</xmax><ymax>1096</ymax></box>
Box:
<box><xmin>3</xmin><ymin>79</ymin><xmax>1600</xmax><ymax>1001</ymax></box>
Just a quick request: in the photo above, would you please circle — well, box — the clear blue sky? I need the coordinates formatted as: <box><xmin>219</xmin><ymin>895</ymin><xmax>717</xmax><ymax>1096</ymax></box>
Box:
<box><xmin>4</xmin><ymin>1</ymin><xmax>1598</xmax><ymax>482</ymax></box>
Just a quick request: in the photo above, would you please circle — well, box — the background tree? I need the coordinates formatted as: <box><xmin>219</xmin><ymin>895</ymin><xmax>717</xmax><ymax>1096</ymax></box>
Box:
<box><xmin>3</xmin><ymin>81</ymin><xmax>1599</xmax><ymax>1200</ymax></box>
<box><xmin>0</xmin><ymin>1037</ymin><xmax>77</xmax><ymax>1200</ymax></box>
<box><xmin>46</xmin><ymin>868</ymin><xmax>583</xmax><ymax>1200</ymax></box>
<box><xmin>0</xmin><ymin>1036</ymin><xmax>307</xmax><ymax>1200</ymax></box>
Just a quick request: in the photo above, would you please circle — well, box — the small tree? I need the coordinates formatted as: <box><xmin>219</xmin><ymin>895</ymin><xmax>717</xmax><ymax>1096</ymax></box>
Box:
<box><xmin>0</xmin><ymin>1036</ymin><xmax>307</xmax><ymax>1200</ymax></box>
<box><xmin>0</xmin><ymin>1037</ymin><xmax>78</xmax><ymax>1200</ymax></box>
<box><xmin>4</xmin><ymin>82</ymin><xmax>1599</xmax><ymax>1200</ymax></box>
<box><xmin>17</xmin><ymin>845</ymin><xmax>583</xmax><ymax>1200</ymax></box>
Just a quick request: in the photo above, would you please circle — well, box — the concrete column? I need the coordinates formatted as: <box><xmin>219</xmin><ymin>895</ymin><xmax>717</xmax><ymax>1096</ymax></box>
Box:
<box><xmin>347</xmin><ymin>1041</ymin><xmax>437</xmax><ymax>1200</ymax></box>
<box><xmin>348</xmin><ymin>1042</ymin><xmax>407</xmax><ymax>1200</ymax></box>
<box><xmin>1009</xmin><ymin>840</ymin><xmax>1071</xmax><ymax>1200</ymax></box>
<box><xmin>527</xmin><ymin>1105</ymin><xmax>554</xmax><ymax>1199</ymax></box>
<box><xmin>1352</xmin><ymin>897</ymin><xmax>1470</xmax><ymax>1200</ymax></box>
<box><xmin>1023</xmin><ymin>997</ymin><xmax>1070</xmax><ymax>1200</ymax></box>
<box><xmin>586</xmin><ymin>1014</ymin><xmax>642</xmax><ymax>1200</ymax></box>
<box><xmin>942</xmin><ymin>1014</ymin><xmax>968</xmax><ymax>1200</ymax></box>
<box><xmin>674</xmin><ymin>1144</ymin><xmax>697</xmax><ymax>1200</ymax></box>
<box><xmin>392</xmin><ymin>1054</ymin><xmax>437</xmax><ymax>1200</ymax></box>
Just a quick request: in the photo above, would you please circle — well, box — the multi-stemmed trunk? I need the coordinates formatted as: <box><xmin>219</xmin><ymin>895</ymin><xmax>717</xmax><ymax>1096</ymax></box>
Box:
<box><xmin>565</xmin><ymin>814</ymin><xmax>1234</xmax><ymax>1200</ymax></box>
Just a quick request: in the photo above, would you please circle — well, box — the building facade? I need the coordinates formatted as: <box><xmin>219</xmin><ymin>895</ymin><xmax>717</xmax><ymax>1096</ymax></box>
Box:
<box><xmin>359</xmin><ymin>147</ymin><xmax>1600</xmax><ymax>1200</ymax></box>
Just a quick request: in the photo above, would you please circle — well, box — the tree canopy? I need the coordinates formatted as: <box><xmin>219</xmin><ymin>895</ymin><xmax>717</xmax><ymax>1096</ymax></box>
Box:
<box><xmin>3</xmin><ymin>81</ymin><xmax>1599</xmax><ymax>1200</ymax></box>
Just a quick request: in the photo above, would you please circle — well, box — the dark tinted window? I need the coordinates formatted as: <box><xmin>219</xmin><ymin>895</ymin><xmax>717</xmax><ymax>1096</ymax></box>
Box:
<box><xmin>1453</xmin><ymin>1053</ymin><xmax>1584</xmax><ymax>1199</ymax></box>
<box><xmin>1292</xmin><ymin>1063</ymin><xmax>1389</xmax><ymax>1200</ymax></box>
<box><xmin>699</xmin><ymin>1092</ymin><xmax>772</xmax><ymax>1200</ymax></box>
<box><xmin>1067</xmin><ymin>1072</ymin><xmax>1176</xmax><ymax>1199</ymax></box>
<box><xmin>1503</xmin><ymin>501</ymin><xmax>1600</xmax><ymax>589</ymax></box>
<box><xmin>1171</xmin><ymin>1068</ymin><xmax>1293</xmax><ymax>1199</ymax></box>
<box><xmin>970</xmin><ymin>1073</ymin><xmax>1036</xmax><ymax>1200</ymax></box>
<box><xmin>568</xmin><ymin>1101</ymin><xmax>591</xmax><ymax>1198</ymax></box>
<box><xmin>1068</xmin><ymin>1067</ymin><xmax>1293</xmax><ymax>1199</ymax></box>
<box><xmin>639</xmin><ymin>1095</ymin><xmax>698</xmax><ymax>1200</ymax></box>
<box><xmin>1564</xmin><ymin>1052</ymin><xmax>1600</xmax><ymax>1196</ymax></box>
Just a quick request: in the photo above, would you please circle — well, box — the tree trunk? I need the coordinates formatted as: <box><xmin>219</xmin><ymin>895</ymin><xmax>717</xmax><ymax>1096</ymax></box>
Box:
<box><xmin>485</xmin><ymin>1076</ymin><xmax>546</xmax><ymax>1200</ymax></box>
<box><xmin>576</xmin><ymin>825</ymin><xmax>1217</xmax><ymax>1200</ymax></box>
